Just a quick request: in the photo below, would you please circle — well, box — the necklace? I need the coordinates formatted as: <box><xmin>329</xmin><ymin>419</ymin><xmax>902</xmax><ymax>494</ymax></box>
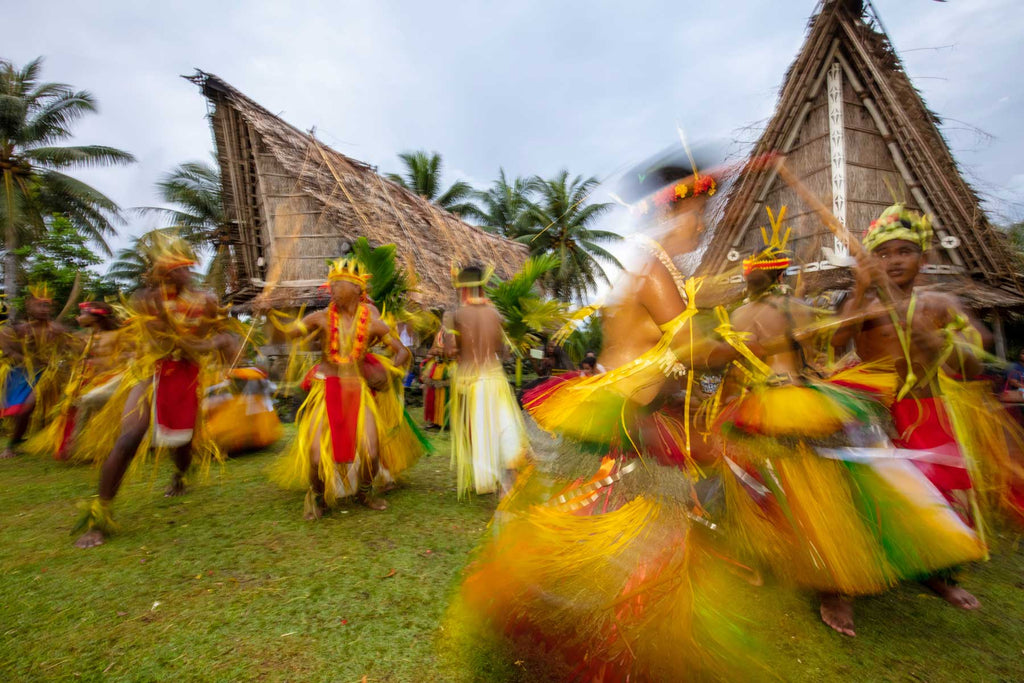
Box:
<box><xmin>327</xmin><ymin>302</ymin><xmax>370</xmax><ymax>365</ymax></box>
<box><xmin>631</xmin><ymin>235</ymin><xmax>689</xmax><ymax>303</ymax></box>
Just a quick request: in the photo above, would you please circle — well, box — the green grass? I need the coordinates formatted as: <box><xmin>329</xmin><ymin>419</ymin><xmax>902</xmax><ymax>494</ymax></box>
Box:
<box><xmin>2</xmin><ymin>427</ymin><xmax>1024</xmax><ymax>682</ymax></box>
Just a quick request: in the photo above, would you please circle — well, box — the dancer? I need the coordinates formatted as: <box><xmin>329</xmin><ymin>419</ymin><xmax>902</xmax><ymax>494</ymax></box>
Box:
<box><xmin>271</xmin><ymin>257</ymin><xmax>411</xmax><ymax>517</ymax></box>
<box><xmin>453</xmin><ymin>148</ymin><xmax>761</xmax><ymax>680</ymax></box>
<box><xmin>447</xmin><ymin>264</ymin><xmax>529</xmax><ymax>498</ymax></box>
<box><xmin>74</xmin><ymin>236</ymin><xmax>233</xmax><ymax>548</ymax></box>
<box><xmin>1</xmin><ymin>284</ymin><xmax>73</xmax><ymax>458</ymax></box>
<box><xmin>823</xmin><ymin>203</ymin><xmax>994</xmax><ymax>628</ymax></box>
<box><xmin>420</xmin><ymin>324</ymin><xmax>452</xmax><ymax>430</ymax></box>
<box><xmin>27</xmin><ymin>301</ymin><xmax>126</xmax><ymax>462</ymax></box>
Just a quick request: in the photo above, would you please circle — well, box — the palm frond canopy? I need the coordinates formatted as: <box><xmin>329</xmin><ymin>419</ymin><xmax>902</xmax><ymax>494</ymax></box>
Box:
<box><xmin>0</xmin><ymin>57</ymin><xmax>133</xmax><ymax>266</ymax></box>
<box><xmin>188</xmin><ymin>71</ymin><xmax>527</xmax><ymax>311</ymax></box>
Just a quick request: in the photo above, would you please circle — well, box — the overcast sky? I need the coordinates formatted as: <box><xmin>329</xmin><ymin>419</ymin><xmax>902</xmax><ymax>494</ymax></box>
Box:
<box><xmin>6</xmin><ymin>0</ymin><xmax>1023</xmax><ymax>261</ymax></box>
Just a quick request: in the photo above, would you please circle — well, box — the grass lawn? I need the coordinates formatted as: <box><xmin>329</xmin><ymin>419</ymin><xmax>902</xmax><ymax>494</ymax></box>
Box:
<box><xmin>2</xmin><ymin>425</ymin><xmax>1023</xmax><ymax>682</ymax></box>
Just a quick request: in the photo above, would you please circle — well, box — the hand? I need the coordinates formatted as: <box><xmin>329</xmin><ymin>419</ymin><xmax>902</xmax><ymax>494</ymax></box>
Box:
<box><xmin>853</xmin><ymin>251</ymin><xmax>886</xmax><ymax>293</ymax></box>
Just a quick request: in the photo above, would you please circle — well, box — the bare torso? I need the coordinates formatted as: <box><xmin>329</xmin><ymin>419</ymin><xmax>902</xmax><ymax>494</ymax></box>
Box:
<box><xmin>454</xmin><ymin>304</ymin><xmax>504</xmax><ymax>368</ymax></box>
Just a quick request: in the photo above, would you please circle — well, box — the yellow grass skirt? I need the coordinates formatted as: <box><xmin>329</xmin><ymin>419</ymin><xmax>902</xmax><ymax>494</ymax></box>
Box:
<box><xmin>449</xmin><ymin>362</ymin><xmax>529</xmax><ymax>498</ymax></box>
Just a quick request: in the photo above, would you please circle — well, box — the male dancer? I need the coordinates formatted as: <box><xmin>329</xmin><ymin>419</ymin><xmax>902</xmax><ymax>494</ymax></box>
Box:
<box><xmin>75</xmin><ymin>237</ymin><xmax>232</xmax><ymax>548</ymax></box>
<box><xmin>828</xmin><ymin>203</ymin><xmax>986</xmax><ymax>631</ymax></box>
<box><xmin>447</xmin><ymin>265</ymin><xmax>528</xmax><ymax>497</ymax></box>
<box><xmin>272</xmin><ymin>257</ymin><xmax>410</xmax><ymax>517</ymax></box>
<box><xmin>1</xmin><ymin>284</ymin><xmax>72</xmax><ymax>458</ymax></box>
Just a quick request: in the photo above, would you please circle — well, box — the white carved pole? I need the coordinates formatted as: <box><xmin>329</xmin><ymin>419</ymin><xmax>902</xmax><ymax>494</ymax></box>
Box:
<box><xmin>827</xmin><ymin>61</ymin><xmax>848</xmax><ymax>257</ymax></box>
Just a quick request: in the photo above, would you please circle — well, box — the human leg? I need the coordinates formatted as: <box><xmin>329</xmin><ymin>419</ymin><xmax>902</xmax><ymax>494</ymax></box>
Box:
<box><xmin>75</xmin><ymin>381</ymin><xmax>152</xmax><ymax>548</ymax></box>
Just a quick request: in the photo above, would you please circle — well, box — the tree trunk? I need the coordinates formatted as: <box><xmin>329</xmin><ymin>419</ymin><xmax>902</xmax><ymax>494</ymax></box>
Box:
<box><xmin>515</xmin><ymin>357</ymin><xmax>523</xmax><ymax>389</ymax></box>
<box><xmin>3</xmin><ymin>172</ymin><xmax>19</xmax><ymax>314</ymax></box>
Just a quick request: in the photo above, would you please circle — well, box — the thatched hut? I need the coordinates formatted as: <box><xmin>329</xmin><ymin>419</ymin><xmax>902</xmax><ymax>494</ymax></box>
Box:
<box><xmin>699</xmin><ymin>0</ymin><xmax>1024</xmax><ymax>354</ymax></box>
<box><xmin>188</xmin><ymin>71</ymin><xmax>527</xmax><ymax>313</ymax></box>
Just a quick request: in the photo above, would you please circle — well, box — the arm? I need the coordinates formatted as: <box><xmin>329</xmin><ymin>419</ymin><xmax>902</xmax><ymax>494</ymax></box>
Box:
<box><xmin>374</xmin><ymin>318</ymin><xmax>410</xmax><ymax>367</ymax></box>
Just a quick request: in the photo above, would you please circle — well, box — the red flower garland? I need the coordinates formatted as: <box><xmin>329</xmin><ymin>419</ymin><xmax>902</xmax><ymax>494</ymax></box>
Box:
<box><xmin>327</xmin><ymin>302</ymin><xmax>370</xmax><ymax>366</ymax></box>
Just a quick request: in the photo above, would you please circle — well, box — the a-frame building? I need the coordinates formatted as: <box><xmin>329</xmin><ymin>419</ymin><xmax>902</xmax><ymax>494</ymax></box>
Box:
<box><xmin>700</xmin><ymin>0</ymin><xmax>1024</xmax><ymax>325</ymax></box>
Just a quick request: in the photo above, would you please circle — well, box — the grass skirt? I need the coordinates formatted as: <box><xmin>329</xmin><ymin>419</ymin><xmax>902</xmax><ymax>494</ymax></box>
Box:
<box><xmin>450</xmin><ymin>362</ymin><xmax>529</xmax><ymax>497</ymax></box>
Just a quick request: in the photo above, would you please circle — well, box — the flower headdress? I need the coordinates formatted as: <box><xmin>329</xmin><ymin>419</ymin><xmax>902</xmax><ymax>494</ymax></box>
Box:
<box><xmin>450</xmin><ymin>262</ymin><xmax>495</xmax><ymax>289</ymax></box>
<box><xmin>26</xmin><ymin>282</ymin><xmax>53</xmax><ymax>302</ymax></box>
<box><xmin>743</xmin><ymin>206</ymin><xmax>793</xmax><ymax>277</ymax></box>
<box><xmin>146</xmin><ymin>232</ymin><xmax>197</xmax><ymax>276</ymax></box>
<box><xmin>327</xmin><ymin>257</ymin><xmax>372</xmax><ymax>290</ymax></box>
<box><xmin>78</xmin><ymin>301</ymin><xmax>114</xmax><ymax>317</ymax></box>
<box><xmin>863</xmin><ymin>203</ymin><xmax>932</xmax><ymax>253</ymax></box>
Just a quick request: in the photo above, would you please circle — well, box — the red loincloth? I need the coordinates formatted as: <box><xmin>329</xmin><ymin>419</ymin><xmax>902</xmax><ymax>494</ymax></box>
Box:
<box><xmin>891</xmin><ymin>397</ymin><xmax>972</xmax><ymax>495</ymax></box>
<box><xmin>153</xmin><ymin>359</ymin><xmax>200</xmax><ymax>447</ymax></box>
<box><xmin>324</xmin><ymin>376</ymin><xmax>361</xmax><ymax>464</ymax></box>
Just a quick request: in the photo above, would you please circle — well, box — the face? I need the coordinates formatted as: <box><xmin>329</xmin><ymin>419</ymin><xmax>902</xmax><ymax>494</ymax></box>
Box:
<box><xmin>330</xmin><ymin>279</ymin><xmax>362</xmax><ymax>304</ymax></box>
<box><xmin>26</xmin><ymin>297</ymin><xmax>53</xmax><ymax>320</ymax></box>
<box><xmin>650</xmin><ymin>191</ymin><xmax>708</xmax><ymax>255</ymax></box>
<box><xmin>77</xmin><ymin>312</ymin><xmax>98</xmax><ymax>328</ymax></box>
<box><xmin>164</xmin><ymin>265</ymin><xmax>193</xmax><ymax>288</ymax></box>
<box><xmin>871</xmin><ymin>239</ymin><xmax>923</xmax><ymax>288</ymax></box>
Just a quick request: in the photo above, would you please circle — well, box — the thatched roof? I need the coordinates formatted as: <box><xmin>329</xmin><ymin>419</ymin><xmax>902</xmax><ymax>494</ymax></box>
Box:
<box><xmin>188</xmin><ymin>71</ymin><xmax>527</xmax><ymax>310</ymax></box>
<box><xmin>699</xmin><ymin>0</ymin><xmax>1024</xmax><ymax>309</ymax></box>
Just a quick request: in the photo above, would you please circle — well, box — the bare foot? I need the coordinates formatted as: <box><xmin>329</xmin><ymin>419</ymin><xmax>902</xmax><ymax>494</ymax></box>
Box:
<box><xmin>304</xmin><ymin>503</ymin><xmax>327</xmax><ymax>521</ymax></box>
<box><xmin>379</xmin><ymin>481</ymin><xmax>400</xmax><ymax>494</ymax></box>
<box><xmin>0</xmin><ymin>448</ymin><xmax>18</xmax><ymax>459</ymax></box>
<box><xmin>164</xmin><ymin>475</ymin><xmax>187</xmax><ymax>497</ymax></box>
<box><xmin>924</xmin><ymin>577</ymin><xmax>981</xmax><ymax>610</ymax></box>
<box><xmin>74</xmin><ymin>529</ymin><xmax>106</xmax><ymax>549</ymax></box>
<box><xmin>820</xmin><ymin>594</ymin><xmax>856</xmax><ymax>637</ymax></box>
<box><xmin>357</xmin><ymin>493</ymin><xmax>388</xmax><ymax>511</ymax></box>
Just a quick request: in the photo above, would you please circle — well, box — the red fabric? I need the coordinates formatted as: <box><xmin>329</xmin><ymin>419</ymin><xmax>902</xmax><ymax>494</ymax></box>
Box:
<box><xmin>423</xmin><ymin>385</ymin><xmax>435</xmax><ymax>423</ymax></box>
<box><xmin>324</xmin><ymin>376</ymin><xmax>361</xmax><ymax>464</ymax></box>
<box><xmin>891</xmin><ymin>397</ymin><xmax>972</xmax><ymax>493</ymax></box>
<box><xmin>300</xmin><ymin>364</ymin><xmax>320</xmax><ymax>393</ymax></box>
<box><xmin>56</xmin><ymin>408</ymin><xmax>78</xmax><ymax>461</ymax></box>
<box><xmin>155</xmin><ymin>359</ymin><xmax>200</xmax><ymax>432</ymax></box>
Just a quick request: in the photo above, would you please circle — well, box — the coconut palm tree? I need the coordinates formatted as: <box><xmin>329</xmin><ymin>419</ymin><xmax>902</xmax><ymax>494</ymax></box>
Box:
<box><xmin>143</xmin><ymin>158</ymin><xmax>232</xmax><ymax>295</ymax></box>
<box><xmin>385</xmin><ymin>150</ymin><xmax>478</xmax><ymax>218</ymax></box>
<box><xmin>486</xmin><ymin>254</ymin><xmax>568</xmax><ymax>387</ymax></box>
<box><xmin>0</xmin><ymin>57</ymin><xmax>134</xmax><ymax>300</ymax></box>
<box><xmin>516</xmin><ymin>171</ymin><xmax>621</xmax><ymax>303</ymax></box>
<box><xmin>473</xmin><ymin>169</ymin><xmax>540</xmax><ymax>238</ymax></box>
<box><xmin>106</xmin><ymin>235</ymin><xmax>150</xmax><ymax>292</ymax></box>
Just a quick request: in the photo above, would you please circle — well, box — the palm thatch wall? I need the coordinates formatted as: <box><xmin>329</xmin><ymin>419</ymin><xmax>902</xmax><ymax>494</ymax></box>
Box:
<box><xmin>699</xmin><ymin>0</ymin><xmax>1024</xmax><ymax>311</ymax></box>
<box><xmin>188</xmin><ymin>71</ymin><xmax>527</xmax><ymax>311</ymax></box>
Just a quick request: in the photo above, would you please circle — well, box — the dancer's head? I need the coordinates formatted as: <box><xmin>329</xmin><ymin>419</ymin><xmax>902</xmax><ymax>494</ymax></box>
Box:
<box><xmin>863</xmin><ymin>203</ymin><xmax>931</xmax><ymax>288</ymax></box>
<box><xmin>742</xmin><ymin>206</ymin><xmax>792</xmax><ymax>296</ymax></box>
<box><xmin>327</xmin><ymin>256</ymin><xmax>371</xmax><ymax>306</ymax></box>
<box><xmin>617</xmin><ymin>143</ymin><xmax>723</xmax><ymax>254</ymax></box>
<box><xmin>25</xmin><ymin>283</ymin><xmax>54</xmax><ymax>321</ymax></box>
<box><xmin>452</xmin><ymin>262</ymin><xmax>493</xmax><ymax>302</ymax></box>
<box><xmin>147</xmin><ymin>233</ymin><xmax>197</xmax><ymax>288</ymax></box>
<box><xmin>77</xmin><ymin>301</ymin><xmax>118</xmax><ymax>331</ymax></box>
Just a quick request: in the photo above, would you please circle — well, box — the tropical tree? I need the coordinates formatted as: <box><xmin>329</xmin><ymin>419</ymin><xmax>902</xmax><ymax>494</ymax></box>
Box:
<box><xmin>472</xmin><ymin>169</ymin><xmax>539</xmax><ymax>238</ymax></box>
<box><xmin>0</xmin><ymin>57</ymin><xmax>134</xmax><ymax>301</ymax></box>
<box><xmin>145</xmin><ymin>158</ymin><xmax>231</xmax><ymax>295</ymax></box>
<box><xmin>486</xmin><ymin>254</ymin><xmax>568</xmax><ymax>387</ymax></box>
<box><xmin>106</xmin><ymin>235</ymin><xmax>149</xmax><ymax>292</ymax></box>
<box><xmin>515</xmin><ymin>170</ymin><xmax>621</xmax><ymax>303</ymax></box>
<box><xmin>385</xmin><ymin>150</ymin><xmax>478</xmax><ymax>218</ymax></box>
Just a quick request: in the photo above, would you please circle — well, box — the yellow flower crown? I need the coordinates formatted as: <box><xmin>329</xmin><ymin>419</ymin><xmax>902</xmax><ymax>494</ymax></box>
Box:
<box><xmin>327</xmin><ymin>257</ymin><xmax>372</xmax><ymax>289</ymax></box>
<box><xmin>27</xmin><ymin>282</ymin><xmax>54</xmax><ymax>302</ymax></box>
<box><xmin>146</xmin><ymin>232</ymin><xmax>197</xmax><ymax>275</ymax></box>
<box><xmin>450</xmin><ymin>262</ymin><xmax>495</xmax><ymax>289</ymax></box>
<box><xmin>742</xmin><ymin>205</ymin><xmax>793</xmax><ymax>276</ymax></box>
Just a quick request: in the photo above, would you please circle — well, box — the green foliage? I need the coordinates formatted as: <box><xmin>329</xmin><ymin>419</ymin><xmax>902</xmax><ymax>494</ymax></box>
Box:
<box><xmin>563</xmin><ymin>314</ymin><xmax>604</xmax><ymax>363</ymax></box>
<box><xmin>0</xmin><ymin>57</ymin><xmax>134</xmax><ymax>299</ymax></box>
<box><xmin>386</xmin><ymin>150</ymin><xmax>479</xmax><ymax>218</ymax></box>
<box><xmin>473</xmin><ymin>169</ymin><xmax>540</xmax><ymax>238</ymax></box>
<box><xmin>14</xmin><ymin>214</ymin><xmax>117</xmax><ymax>312</ymax></box>
<box><xmin>486</xmin><ymin>254</ymin><xmax>566</xmax><ymax>358</ymax></box>
<box><xmin>350</xmin><ymin>236</ymin><xmax>413</xmax><ymax>316</ymax></box>
<box><xmin>515</xmin><ymin>170</ymin><xmax>622</xmax><ymax>303</ymax></box>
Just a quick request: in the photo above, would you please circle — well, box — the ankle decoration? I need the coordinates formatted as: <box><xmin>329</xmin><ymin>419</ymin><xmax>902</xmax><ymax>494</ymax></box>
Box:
<box><xmin>72</xmin><ymin>498</ymin><xmax>118</xmax><ymax>536</ymax></box>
